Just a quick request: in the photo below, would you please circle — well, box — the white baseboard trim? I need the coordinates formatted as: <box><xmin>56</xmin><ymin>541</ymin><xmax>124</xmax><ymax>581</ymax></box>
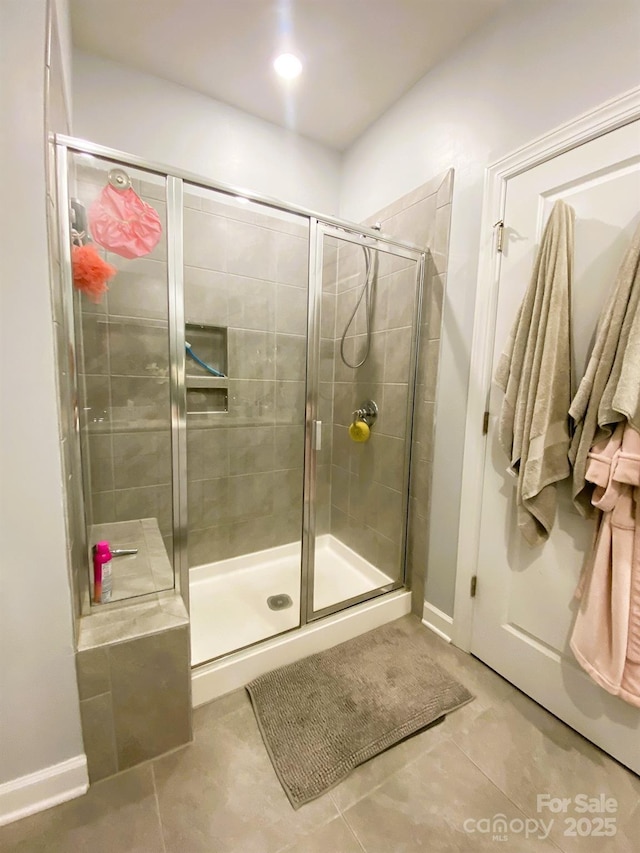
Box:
<box><xmin>0</xmin><ymin>754</ymin><xmax>88</xmax><ymax>827</ymax></box>
<box><xmin>422</xmin><ymin>600</ymin><xmax>454</xmax><ymax>643</ymax></box>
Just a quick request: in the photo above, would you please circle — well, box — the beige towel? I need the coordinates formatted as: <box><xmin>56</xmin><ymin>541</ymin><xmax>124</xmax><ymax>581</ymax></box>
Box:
<box><xmin>495</xmin><ymin>199</ymin><xmax>574</xmax><ymax>546</ymax></box>
<box><xmin>569</xmin><ymin>221</ymin><xmax>640</xmax><ymax>515</ymax></box>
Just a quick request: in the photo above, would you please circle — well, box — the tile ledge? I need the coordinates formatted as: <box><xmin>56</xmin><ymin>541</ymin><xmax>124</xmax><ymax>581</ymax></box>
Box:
<box><xmin>77</xmin><ymin>592</ymin><xmax>189</xmax><ymax>652</ymax></box>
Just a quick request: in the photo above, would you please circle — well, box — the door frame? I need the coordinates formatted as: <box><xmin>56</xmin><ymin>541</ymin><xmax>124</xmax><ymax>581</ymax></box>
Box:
<box><xmin>452</xmin><ymin>85</ymin><xmax>640</xmax><ymax>652</ymax></box>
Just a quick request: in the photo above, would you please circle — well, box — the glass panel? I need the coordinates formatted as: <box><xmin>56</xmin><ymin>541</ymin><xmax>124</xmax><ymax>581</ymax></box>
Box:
<box><xmin>69</xmin><ymin>152</ymin><xmax>174</xmax><ymax>608</ymax></box>
<box><xmin>313</xmin><ymin>231</ymin><xmax>420</xmax><ymax>614</ymax></box>
<box><xmin>183</xmin><ymin>185</ymin><xmax>309</xmax><ymax>664</ymax></box>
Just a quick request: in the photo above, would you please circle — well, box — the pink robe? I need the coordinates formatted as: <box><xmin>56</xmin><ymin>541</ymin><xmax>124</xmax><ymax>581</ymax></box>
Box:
<box><xmin>570</xmin><ymin>421</ymin><xmax>640</xmax><ymax>707</ymax></box>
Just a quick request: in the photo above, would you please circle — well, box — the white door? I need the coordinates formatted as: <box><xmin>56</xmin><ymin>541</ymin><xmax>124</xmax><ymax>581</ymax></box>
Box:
<box><xmin>473</xmin><ymin>118</ymin><xmax>640</xmax><ymax>773</ymax></box>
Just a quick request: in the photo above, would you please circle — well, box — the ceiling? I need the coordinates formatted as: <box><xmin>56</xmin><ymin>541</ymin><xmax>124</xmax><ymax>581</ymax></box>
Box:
<box><xmin>70</xmin><ymin>0</ymin><xmax>507</xmax><ymax>151</ymax></box>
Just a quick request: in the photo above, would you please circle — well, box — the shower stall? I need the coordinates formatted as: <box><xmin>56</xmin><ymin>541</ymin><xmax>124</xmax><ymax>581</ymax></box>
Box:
<box><xmin>56</xmin><ymin>136</ymin><xmax>428</xmax><ymax>699</ymax></box>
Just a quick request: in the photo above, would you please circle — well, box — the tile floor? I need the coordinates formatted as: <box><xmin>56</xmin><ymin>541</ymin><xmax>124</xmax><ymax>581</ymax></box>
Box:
<box><xmin>2</xmin><ymin>616</ymin><xmax>638</xmax><ymax>852</ymax></box>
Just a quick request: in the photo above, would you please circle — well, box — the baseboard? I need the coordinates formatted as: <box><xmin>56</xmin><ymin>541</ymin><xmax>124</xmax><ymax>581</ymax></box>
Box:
<box><xmin>0</xmin><ymin>755</ymin><xmax>88</xmax><ymax>827</ymax></box>
<box><xmin>422</xmin><ymin>600</ymin><xmax>453</xmax><ymax>643</ymax></box>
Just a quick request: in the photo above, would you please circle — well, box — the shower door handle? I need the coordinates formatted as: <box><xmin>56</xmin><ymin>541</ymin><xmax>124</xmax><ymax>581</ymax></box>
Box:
<box><xmin>312</xmin><ymin>420</ymin><xmax>322</xmax><ymax>452</ymax></box>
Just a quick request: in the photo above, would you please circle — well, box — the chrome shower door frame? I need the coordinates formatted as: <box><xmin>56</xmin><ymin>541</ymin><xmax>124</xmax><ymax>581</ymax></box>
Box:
<box><xmin>54</xmin><ymin>134</ymin><xmax>426</xmax><ymax>644</ymax></box>
<box><xmin>302</xmin><ymin>221</ymin><xmax>426</xmax><ymax>623</ymax></box>
<box><xmin>166</xmin><ymin>176</ymin><xmax>188</xmax><ymax>609</ymax></box>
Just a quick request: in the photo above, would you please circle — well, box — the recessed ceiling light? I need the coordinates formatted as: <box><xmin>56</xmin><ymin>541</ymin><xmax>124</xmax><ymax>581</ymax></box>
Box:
<box><xmin>273</xmin><ymin>53</ymin><xmax>302</xmax><ymax>80</ymax></box>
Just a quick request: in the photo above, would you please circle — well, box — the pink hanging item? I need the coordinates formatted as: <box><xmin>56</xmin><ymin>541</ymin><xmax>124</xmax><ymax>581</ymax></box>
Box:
<box><xmin>89</xmin><ymin>183</ymin><xmax>162</xmax><ymax>259</ymax></box>
<box><xmin>72</xmin><ymin>244</ymin><xmax>117</xmax><ymax>303</ymax></box>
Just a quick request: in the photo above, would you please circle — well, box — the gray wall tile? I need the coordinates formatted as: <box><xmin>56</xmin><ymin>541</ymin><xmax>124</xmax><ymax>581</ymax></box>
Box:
<box><xmin>92</xmin><ymin>490</ymin><xmax>116</xmax><ymax>524</ymax></box>
<box><xmin>276</xmin><ymin>381</ymin><xmax>306</xmax><ymax>424</ymax></box>
<box><xmin>275</xmin><ymin>232</ymin><xmax>308</xmax><ymax>287</ymax></box>
<box><xmin>109</xmin><ymin>627</ymin><xmax>192</xmax><ymax>770</ymax></box>
<box><xmin>227</xmin><ymin>379</ymin><xmax>275</xmax><ymax>423</ymax></box>
<box><xmin>275</xmin><ymin>425</ymin><xmax>304</xmax><ymax>470</ymax></box>
<box><xmin>183</xmin><ymin>207</ymin><xmax>227</xmax><ymax>270</ymax></box>
<box><xmin>187</xmin><ymin>426</ymin><xmax>229</xmax><ymax>480</ymax></box>
<box><xmin>383</xmin><ymin>328</ymin><xmax>412</xmax><ymax>384</ymax></box>
<box><xmin>108</xmin><ymin>318</ymin><xmax>169</xmax><ymax>377</ymax></box>
<box><xmin>227</xmin><ymin>472</ymin><xmax>274</xmax><ymax>520</ymax></box>
<box><xmin>378</xmin><ymin>384</ymin><xmax>409</xmax><ymax>439</ymax></box>
<box><xmin>276</xmin><ymin>283</ymin><xmax>307</xmax><ymax>334</ymax></box>
<box><xmin>184</xmin><ymin>266</ymin><xmax>229</xmax><ymax>328</ymax></box>
<box><xmin>226</xmin><ymin>219</ymin><xmax>277</xmax><ymax>280</ymax></box>
<box><xmin>228</xmin><ymin>276</ymin><xmax>275</xmax><ymax>331</ymax></box>
<box><xmin>276</xmin><ymin>334</ymin><xmax>307</xmax><ymax>381</ymax></box>
<box><xmin>76</xmin><ymin>646</ymin><xmax>110</xmax><ymax>701</ymax></box>
<box><xmin>228</xmin><ymin>425</ymin><xmax>275</xmax><ymax>474</ymax></box>
<box><xmin>110</xmin><ymin>376</ymin><xmax>170</xmax><ymax>420</ymax></box>
<box><xmin>80</xmin><ymin>314</ymin><xmax>109</xmax><ymax>375</ymax></box>
<box><xmin>228</xmin><ymin>329</ymin><xmax>275</xmax><ymax>381</ymax></box>
<box><xmin>114</xmin><ymin>483</ymin><xmax>173</xmax><ymax>537</ymax></box>
<box><xmin>107</xmin><ymin>258</ymin><xmax>169</xmax><ymax>321</ymax></box>
<box><xmin>88</xmin><ymin>434</ymin><xmax>114</xmax><ymax>494</ymax></box>
<box><xmin>79</xmin><ymin>693</ymin><xmax>118</xmax><ymax>783</ymax></box>
<box><xmin>112</xmin><ymin>431</ymin><xmax>171</xmax><ymax>489</ymax></box>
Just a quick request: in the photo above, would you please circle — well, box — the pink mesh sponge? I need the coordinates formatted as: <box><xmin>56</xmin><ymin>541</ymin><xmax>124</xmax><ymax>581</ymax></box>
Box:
<box><xmin>72</xmin><ymin>244</ymin><xmax>117</xmax><ymax>303</ymax></box>
<box><xmin>89</xmin><ymin>184</ymin><xmax>162</xmax><ymax>259</ymax></box>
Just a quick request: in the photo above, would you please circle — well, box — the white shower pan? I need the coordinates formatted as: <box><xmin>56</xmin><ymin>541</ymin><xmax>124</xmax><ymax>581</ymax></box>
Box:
<box><xmin>190</xmin><ymin>534</ymin><xmax>411</xmax><ymax>706</ymax></box>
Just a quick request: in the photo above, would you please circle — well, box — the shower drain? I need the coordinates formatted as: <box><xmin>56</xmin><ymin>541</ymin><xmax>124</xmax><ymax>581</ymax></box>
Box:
<box><xmin>267</xmin><ymin>593</ymin><xmax>293</xmax><ymax>611</ymax></box>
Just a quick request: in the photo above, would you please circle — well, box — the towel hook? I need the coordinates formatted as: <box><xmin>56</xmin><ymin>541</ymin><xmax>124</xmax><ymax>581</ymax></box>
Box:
<box><xmin>108</xmin><ymin>168</ymin><xmax>132</xmax><ymax>191</ymax></box>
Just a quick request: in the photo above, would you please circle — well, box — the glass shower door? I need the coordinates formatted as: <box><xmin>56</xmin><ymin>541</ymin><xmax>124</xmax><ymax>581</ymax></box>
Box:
<box><xmin>306</xmin><ymin>223</ymin><xmax>424</xmax><ymax>618</ymax></box>
<box><xmin>183</xmin><ymin>184</ymin><xmax>309</xmax><ymax>664</ymax></box>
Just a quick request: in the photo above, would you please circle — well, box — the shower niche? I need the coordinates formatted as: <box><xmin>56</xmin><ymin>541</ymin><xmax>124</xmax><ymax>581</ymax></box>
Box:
<box><xmin>185</xmin><ymin>321</ymin><xmax>228</xmax><ymax>414</ymax></box>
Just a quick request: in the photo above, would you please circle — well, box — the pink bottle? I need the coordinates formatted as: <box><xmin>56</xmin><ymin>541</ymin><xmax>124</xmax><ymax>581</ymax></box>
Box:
<box><xmin>93</xmin><ymin>541</ymin><xmax>113</xmax><ymax>604</ymax></box>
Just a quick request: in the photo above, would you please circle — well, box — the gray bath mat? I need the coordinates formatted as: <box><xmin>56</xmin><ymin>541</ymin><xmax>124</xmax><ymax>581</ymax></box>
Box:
<box><xmin>246</xmin><ymin>616</ymin><xmax>474</xmax><ymax>808</ymax></box>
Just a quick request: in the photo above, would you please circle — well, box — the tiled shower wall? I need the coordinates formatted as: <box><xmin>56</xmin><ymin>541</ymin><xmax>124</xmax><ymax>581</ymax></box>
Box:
<box><xmin>184</xmin><ymin>193</ymin><xmax>310</xmax><ymax>567</ymax></box>
<box><xmin>327</xmin><ymin>171</ymin><xmax>452</xmax><ymax>611</ymax></box>
<box><xmin>76</xmin><ymin>170</ymin><xmax>175</xmax><ymax>570</ymax></box>
<box><xmin>74</xmin><ymin>169</ymin><xmax>451</xmax><ymax>607</ymax></box>
<box><xmin>367</xmin><ymin>171</ymin><xmax>453</xmax><ymax>613</ymax></box>
<box><xmin>328</xmin><ymin>244</ymin><xmax>418</xmax><ymax>580</ymax></box>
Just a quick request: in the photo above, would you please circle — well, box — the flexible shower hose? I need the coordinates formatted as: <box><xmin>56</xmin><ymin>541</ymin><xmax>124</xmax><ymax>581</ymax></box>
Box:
<box><xmin>339</xmin><ymin>245</ymin><xmax>378</xmax><ymax>368</ymax></box>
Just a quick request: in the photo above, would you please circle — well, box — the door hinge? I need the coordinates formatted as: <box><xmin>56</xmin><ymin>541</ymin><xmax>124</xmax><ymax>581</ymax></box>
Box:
<box><xmin>493</xmin><ymin>219</ymin><xmax>504</xmax><ymax>253</ymax></box>
<box><xmin>482</xmin><ymin>411</ymin><xmax>490</xmax><ymax>434</ymax></box>
<box><xmin>470</xmin><ymin>575</ymin><xmax>478</xmax><ymax>598</ymax></box>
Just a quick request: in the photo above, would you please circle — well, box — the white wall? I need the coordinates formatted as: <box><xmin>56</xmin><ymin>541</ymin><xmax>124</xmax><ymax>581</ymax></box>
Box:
<box><xmin>0</xmin><ymin>0</ymin><xmax>84</xmax><ymax>795</ymax></box>
<box><xmin>340</xmin><ymin>0</ymin><xmax>640</xmax><ymax>616</ymax></box>
<box><xmin>72</xmin><ymin>51</ymin><xmax>341</xmax><ymax>214</ymax></box>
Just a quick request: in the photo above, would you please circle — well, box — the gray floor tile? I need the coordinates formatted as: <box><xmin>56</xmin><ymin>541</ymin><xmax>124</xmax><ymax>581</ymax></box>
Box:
<box><xmin>0</xmin><ymin>765</ymin><xmax>163</xmax><ymax>853</ymax></box>
<box><xmin>277</xmin><ymin>814</ymin><xmax>365</xmax><ymax>853</ymax></box>
<box><xmin>451</xmin><ymin>690</ymin><xmax>640</xmax><ymax>853</ymax></box>
<box><xmin>3</xmin><ymin>622</ymin><xmax>637</xmax><ymax>853</ymax></box>
<box><xmin>408</xmin><ymin>627</ymin><xmax>519</xmax><ymax>710</ymax></box>
<box><xmin>195</xmin><ymin>686</ymin><xmax>251</xmax><ymax>722</ymax></box>
<box><xmin>330</xmin><ymin>700</ymin><xmax>486</xmax><ymax>813</ymax></box>
<box><xmin>153</xmin><ymin>702</ymin><xmax>339</xmax><ymax>853</ymax></box>
<box><xmin>342</xmin><ymin>739</ymin><xmax>560</xmax><ymax>852</ymax></box>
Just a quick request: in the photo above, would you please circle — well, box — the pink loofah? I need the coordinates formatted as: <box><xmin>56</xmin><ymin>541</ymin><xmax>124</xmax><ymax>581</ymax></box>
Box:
<box><xmin>72</xmin><ymin>244</ymin><xmax>117</xmax><ymax>303</ymax></box>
